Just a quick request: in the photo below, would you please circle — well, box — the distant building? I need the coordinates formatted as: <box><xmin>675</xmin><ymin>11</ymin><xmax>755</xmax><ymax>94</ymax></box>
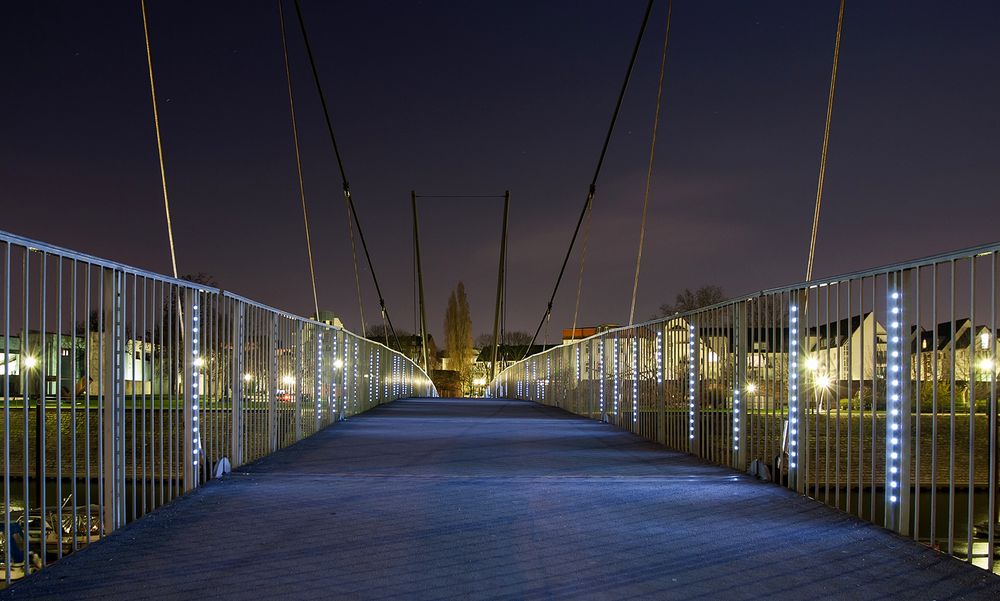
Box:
<box><xmin>562</xmin><ymin>324</ymin><xmax>618</xmax><ymax>345</ymax></box>
<box><xmin>315</xmin><ymin>310</ymin><xmax>343</xmax><ymax>328</ymax></box>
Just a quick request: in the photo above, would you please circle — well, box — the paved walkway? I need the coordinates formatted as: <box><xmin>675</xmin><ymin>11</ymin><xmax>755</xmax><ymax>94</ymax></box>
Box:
<box><xmin>4</xmin><ymin>398</ymin><xmax>1000</xmax><ymax>600</ymax></box>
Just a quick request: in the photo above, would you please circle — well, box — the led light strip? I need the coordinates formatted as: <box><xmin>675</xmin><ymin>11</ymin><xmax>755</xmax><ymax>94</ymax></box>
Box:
<box><xmin>368</xmin><ymin>350</ymin><xmax>375</xmax><ymax>403</ymax></box>
<box><xmin>631</xmin><ymin>337</ymin><xmax>638</xmax><ymax>424</ymax></box>
<box><xmin>331</xmin><ymin>332</ymin><xmax>338</xmax><ymax>414</ymax></box>
<box><xmin>733</xmin><ymin>383</ymin><xmax>741</xmax><ymax>452</ymax></box>
<box><xmin>352</xmin><ymin>340</ymin><xmax>359</xmax><ymax>412</ymax></box>
<box><xmin>656</xmin><ymin>330</ymin><xmax>663</xmax><ymax>385</ymax></box>
<box><xmin>191</xmin><ymin>300</ymin><xmax>203</xmax><ymax>469</ymax></box>
<box><xmin>575</xmin><ymin>346</ymin><xmax>581</xmax><ymax>382</ymax></box>
<box><xmin>788</xmin><ymin>304</ymin><xmax>799</xmax><ymax>470</ymax></box>
<box><xmin>316</xmin><ymin>334</ymin><xmax>323</xmax><ymax>421</ymax></box>
<box><xmin>599</xmin><ymin>339</ymin><xmax>605</xmax><ymax>414</ymax></box>
<box><xmin>546</xmin><ymin>356</ymin><xmax>551</xmax><ymax>401</ymax></box>
<box><xmin>888</xmin><ymin>289</ymin><xmax>902</xmax><ymax>503</ymax></box>
<box><xmin>613</xmin><ymin>337</ymin><xmax>620</xmax><ymax>416</ymax></box>
<box><xmin>688</xmin><ymin>324</ymin><xmax>695</xmax><ymax>440</ymax></box>
<box><xmin>342</xmin><ymin>336</ymin><xmax>350</xmax><ymax>417</ymax></box>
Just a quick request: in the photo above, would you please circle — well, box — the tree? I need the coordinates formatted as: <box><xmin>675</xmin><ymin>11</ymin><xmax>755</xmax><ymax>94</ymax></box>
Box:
<box><xmin>443</xmin><ymin>282</ymin><xmax>473</xmax><ymax>393</ymax></box>
<box><xmin>364</xmin><ymin>324</ymin><xmax>412</xmax><ymax>350</ymax></box>
<box><xmin>655</xmin><ymin>285</ymin><xmax>726</xmax><ymax>317</ymax></box>
<box><xmin>475</xmin><ymin>331</ymin><xmax>533</xmax><ymax>348</ymax></box>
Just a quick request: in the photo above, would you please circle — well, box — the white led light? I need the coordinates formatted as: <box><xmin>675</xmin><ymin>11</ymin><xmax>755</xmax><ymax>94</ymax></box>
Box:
<box><xmin>886</xmin><ymin>290</ymin><xmax>902</xmax><ymax>505</ymax></box>
<box><xmin>656</xmin><ymin>331</ymin><xmax>663</xmax><ymax>385</ymax></box>
<box><xmin>688</xmin><ymin>323</ymin><xmax>697</xmax><ymax>445</ymax></box>
<box><xmin>788</xmin><ymin>304</ymin><xmax>800</xmax><ymax>477</ymax></box>
<box><xmin>599</xmin><ymin>340</ymin><xmax>605</xmax><ymax>414</ymax></box>
<box><xmin>190</xmin><ymin>301</ymin><xmax>204</xmax><ymax>472</ymax></box>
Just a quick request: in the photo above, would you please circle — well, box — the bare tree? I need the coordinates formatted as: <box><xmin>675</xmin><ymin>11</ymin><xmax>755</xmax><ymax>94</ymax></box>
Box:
<box><xmin>656</xmin><ymin>285</ymin><xmax>726</xmax><ymax>317</ymax></box>
<box><xmin>475</xmin><ymin>331</ymin><xmax>533</xmax><ymax>348</ymax></box>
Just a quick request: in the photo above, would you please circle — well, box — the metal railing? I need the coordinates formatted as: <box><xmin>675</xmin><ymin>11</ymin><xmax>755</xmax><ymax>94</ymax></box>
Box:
<box><xmin>0</xmin><ymin>229</ymin><xmax>436</xmax><ymax>585</ymax></box>
<box><xmin>489</xmin><ymin>242</ymin><xmax>1000</xmax><ymax>573</ymax></box>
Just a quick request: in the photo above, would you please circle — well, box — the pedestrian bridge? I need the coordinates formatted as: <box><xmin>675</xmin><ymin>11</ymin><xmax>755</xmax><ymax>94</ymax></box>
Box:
<box><xmin>4</xmin><ymin>396</ymin><xmax>999</xmax><ymax>600</ymax></box>
<box><xmin>3</xmin><ymin>230</ymin><xmax>1000</xmax><ymax>599</ymax></box>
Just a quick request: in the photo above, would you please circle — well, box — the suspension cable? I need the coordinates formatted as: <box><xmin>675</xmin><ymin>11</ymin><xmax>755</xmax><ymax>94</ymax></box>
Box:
<box><xmin>140</xmin><ymin>0</ymin><xmax>178</xmax><ymax>279</ymax></box>
<box><xmin>292</xmin><ymin>0</ymin><xmax>399</xmax><ymax>350</ymax></box>
<box><xmin>277</xmin><ymin>0</ymin><xmax>320</xmax><ymax>319</ymax></box>
<box><xmin>570</xmin><ymin>196</ymin><xmax>592</xmax><ymax>338</ymax></box>
<box><xmin>629</xmin><ymin>0</ymin><xmax>673</xmax><ymax>326</ymax></box>
<box><xmin>522</xmin><ymin>0</ymin><xmax>655</xmax><ymax>359</ymax></box>
<box><xmin>805</xmin><ymin>0</ymin><xmax>846</xmax><ymax>282</ymax></box>
<box><xmin>345</xmin><ymin>194</ymin><xmax>367</xmax><ymax>334</ymax></box>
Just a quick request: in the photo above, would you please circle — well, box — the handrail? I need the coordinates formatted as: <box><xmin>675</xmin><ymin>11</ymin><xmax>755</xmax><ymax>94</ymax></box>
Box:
<box><xmin>490</xmin><ymin>238</ymin><xmax>1000</xmax><ymax>574</ymax></box>
<box><xmin>0</xmin><ymin>228</ymin><xmax>436</xmax><ymax>586</ymax></box>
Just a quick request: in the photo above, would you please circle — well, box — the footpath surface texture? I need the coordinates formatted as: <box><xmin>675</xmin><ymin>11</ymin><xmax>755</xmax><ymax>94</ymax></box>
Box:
<box><xmin>4</xmin><ymin>398</ymin><xmax>1000</xmax><ymax>600</ymax></box>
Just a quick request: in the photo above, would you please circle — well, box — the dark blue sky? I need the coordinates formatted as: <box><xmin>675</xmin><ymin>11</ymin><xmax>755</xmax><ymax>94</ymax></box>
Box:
<box><xmin>3</xmin><ymin>1</ymin><xmax>999</xmax><ymax>343</ymax></box>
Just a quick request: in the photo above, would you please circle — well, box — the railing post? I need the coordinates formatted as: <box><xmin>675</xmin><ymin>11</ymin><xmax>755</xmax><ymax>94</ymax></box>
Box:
<box><xmin>230</xmin><ymin>300</ymin><xmax>244</xmax><ymax>467</ymax></box>
<box><xmin>735</xmin><ymin>302</ymin><xmax>748</xmax><ymax>470</ymax></box>
<box><xmin>587</xmin><ymin>342</ymin><xmax>595</xmax><ymax>420</ymax></box>
<box><xmin>101</xmin><ymin>269</ymin><xmax>123</xmax><ymax>533</ymax></box>
<box><xmin>269</xmin><ymin>314</ymin><xmax>278</xmax><ymax>452</ymax></box>
<box><xmin>182</xmin><ymin>288</ymin><xmax>195</xmax><ymax>492</ymax></box>
<box><xmin>789</xmin><ymin>292</ymin><xmax>805</xmax><ymax>494</ymax></box>
<box><xmin>887</xmin><ymin>271</ymin><xmax>914</xmax><ymax>534</ymax></box>
<box><xmin>294</xmin><ymin>321</ymin><xmax>302</xmax><ymax>441</ymax></box>
<box><xmin>657</xmin><ymin>325</ymin><xmax>666</xmax><ymax>446</ymax></box>
<box><xmin>689</xmin><ymin>320</ymin><xmax>701</xmax><ymax>456</ymax></box>
<box><xmin>316</xmin><ymin>328</ymin><xmax>323</xmax><ymax>430</ymax></box>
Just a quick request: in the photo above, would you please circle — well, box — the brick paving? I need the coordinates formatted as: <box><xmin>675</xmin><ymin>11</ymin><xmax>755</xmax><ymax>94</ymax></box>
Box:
<box><xmin>3</xmin><ymin>397</ymin><xmax>1000</xmax><ymax>600</ymax></box>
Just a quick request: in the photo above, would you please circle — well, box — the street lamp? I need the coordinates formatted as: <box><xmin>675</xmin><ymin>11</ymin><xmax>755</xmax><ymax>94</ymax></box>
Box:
<box><xmin>23</xmin><ymin>355</ymin><xmax>38</xmax><ymax>370</ymax></box>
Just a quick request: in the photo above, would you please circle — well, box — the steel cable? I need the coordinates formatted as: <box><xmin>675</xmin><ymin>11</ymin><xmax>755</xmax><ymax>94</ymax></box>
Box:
<box><xmin>140</xmin><ymin>0</ymin><xmax>178</xmax><ymax>278</ymax></box>
<box><xmin>291</xmin><ymin>0</ymin><xmax>398</xmax><ymax>349</ymax></box>
<box><xmin>522</xmin><ymin>0</ymin><xmax>656</xmax><ymax>359</ymax></box>
<box><xmin>805</xmin><ymin>0</ymin><xmax>846</xmax><ymax>282</ymax></box>
<box><xmin>277</xmin><ymin>0</ymin><xmax>320</xmax><ymax>320</ymax></box>
<box><xmin>629</xmin><ymin>0</ymin><xmax>673</xmax><ymax>326</ymax></box>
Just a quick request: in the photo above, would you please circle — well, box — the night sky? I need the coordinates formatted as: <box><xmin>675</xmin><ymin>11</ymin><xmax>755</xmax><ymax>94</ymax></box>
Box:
<box><xmin>4</xmin><ymin>1</ymin><xmax>999</xmax><ymax>344</ymax></box>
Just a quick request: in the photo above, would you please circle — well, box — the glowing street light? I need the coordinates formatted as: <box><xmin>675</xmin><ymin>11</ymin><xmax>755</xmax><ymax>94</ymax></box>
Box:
<box><xmin>23</xmin><ymin>355</ymin><xmax>38</xmax><ymax>370</ymax></box>
<box><xmin>805</xmin><ymin>357</ymin><xmax>819</xmax><ymax>372</ymax></box>
<box><xmin>193</xmin><ymin>357</ymin><xmax>205</xmax><ymax>368</ymax></box>
<box><xmin>243</xmin><ymin>373</ymin><xmax>254</xmax><ymax>382</ymax></box>
<box><xmin>333</xmin><ymin>359</ymin><xmax>344</xmax><ymax>369</ymax></box>
<box><xmin>979</xmin><ymin>358</ymin><xmax>995</xmax><ymax>373</ymax></box>
<box><xmin>815</xmin><ymin>375</ymin><xmax>832</xmax><ymax>390</ymax></box>
<box><xmin>745</xmin><ymin>382</ymin><xmax>757</xmax><ymax>394</ymax></box>
<box><xmin>281</xmin><ymin>375</ymin><xmax>295</xmax><ymax>386</ymax></box>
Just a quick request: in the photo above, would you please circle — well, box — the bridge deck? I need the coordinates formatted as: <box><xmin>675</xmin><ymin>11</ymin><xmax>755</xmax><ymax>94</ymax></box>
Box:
<box><xmin>3</xmin><ymin>398</ymin><xmax>1000</xmax><ymax>600</ymax></box>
